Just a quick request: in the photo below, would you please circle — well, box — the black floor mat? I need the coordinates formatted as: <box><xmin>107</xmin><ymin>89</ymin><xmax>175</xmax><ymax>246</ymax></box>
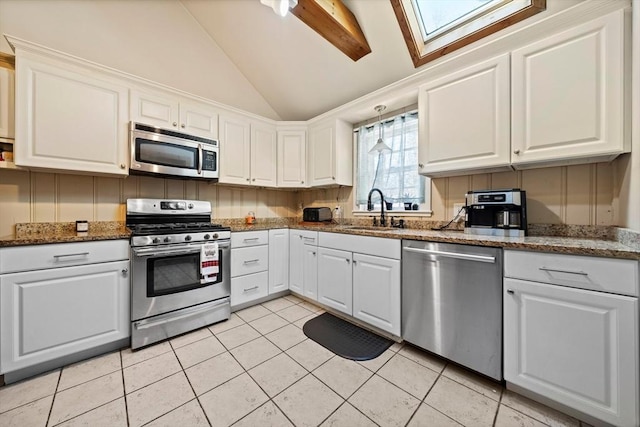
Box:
<box><xmin>302</xmin><ymin>312</ymin><xmax>393</xmax><ymax>361</ymax></box>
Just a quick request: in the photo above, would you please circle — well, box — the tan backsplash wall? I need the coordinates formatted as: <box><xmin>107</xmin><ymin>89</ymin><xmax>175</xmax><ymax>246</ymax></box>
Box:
<box><xmin>0</xmin><ymin>170</ymin><xmax>297</xmax><ymax>237</ymax></box>
<box><xmin>0</xmin><ymin>161</ymin><xmax>619</xmax><ymax>237</ymax></box>
<box><xmin>298</xmin><ymin>162</ymin><xmax>619</xmax><ymax>225</ymax></box>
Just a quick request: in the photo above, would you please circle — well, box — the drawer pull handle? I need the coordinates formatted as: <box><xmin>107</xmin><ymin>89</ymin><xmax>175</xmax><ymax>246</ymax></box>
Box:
<box><xmin>53</xmin><ymin>252</ymin><xmax>90</xmax><ymax>260</ymax></box>
<box><xmin>303</xmin><ymin>237</ymin><xmax>315</xmax><ymax>242</ymax></box>
<box><xmin>539</xmin><ymin>266</ymin><xmax>588</xmax><ymax>276</ymax></box>
<box><xmin>243</xmin><ymin>238</ymin><xmax>260</xmax><ymax>242</ymax></box>
<box><xmin>243</xmin><ymin>286</ymin><xmax>259</xmax><ymax>293</ymax></box>
<box><xmin>507</xmin><ymin>289</ymin><xmax>514</xmax><ymax>295</ymax></box>
<box><xmin>243</xmin><ymin>259</ymin><xmax>260</xmax><ymax>264</ymax></box>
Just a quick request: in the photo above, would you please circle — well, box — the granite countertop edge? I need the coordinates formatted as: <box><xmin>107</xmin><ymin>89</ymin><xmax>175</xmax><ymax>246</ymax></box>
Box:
<box><xmin>1</xmin><ymin>222</ymin><xmax>639</xmax><ymax>260</ymax></box>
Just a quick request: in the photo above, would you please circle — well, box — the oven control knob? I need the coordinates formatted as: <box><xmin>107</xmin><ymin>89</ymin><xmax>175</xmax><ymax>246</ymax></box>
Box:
<box><xmin>164</xmin><ymin>237</ymin><xmax>171</xmax><ymax>243</ymax></box>
<box><xmin>204</xmin><ymin>234</ymin><xmax>210</xmax><ymax>240</ymax></box>
<box><xmin>185</xmin><ymin>235</ymin><xmax>192</xmax><ymax>241</ymax></box>
<box><xmin>188</xmin><ymin>203</ymin><xmax>194</xmax><ymax>209</ymax></box>
<box><xmin>212</xmin><ymin>233</ymin><xmax>219</xmax><ymax>240</ymax></box>
<box><xmin>152</xmin><ymin>238</ymin><xmax>160</xmax><ymax>244</ymax></box>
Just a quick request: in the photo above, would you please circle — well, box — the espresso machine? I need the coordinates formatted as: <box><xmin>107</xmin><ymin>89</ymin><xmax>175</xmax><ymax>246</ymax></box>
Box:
<box><xmin>464</xmin><ymin>189</ymin><xmax>527</xmax><ymax>237</ymax></box>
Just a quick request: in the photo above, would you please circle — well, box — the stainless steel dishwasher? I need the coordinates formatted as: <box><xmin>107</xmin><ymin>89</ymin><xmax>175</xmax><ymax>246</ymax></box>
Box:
<box><xmin>402</xmin><ymin>240</ymin><xmax>503</xmax><ymax>380</ymax></box>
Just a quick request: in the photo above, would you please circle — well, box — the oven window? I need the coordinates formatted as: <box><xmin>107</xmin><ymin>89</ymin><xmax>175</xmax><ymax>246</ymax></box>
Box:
<box><xmin>136</xmin><ymin>139</ymin><xmax>197</xmax><ymax>169</ymax></box>
<box><xmin>147</xmin><ymin>250</ymin><xmax>223</xmax><ymax>297</ymax></box>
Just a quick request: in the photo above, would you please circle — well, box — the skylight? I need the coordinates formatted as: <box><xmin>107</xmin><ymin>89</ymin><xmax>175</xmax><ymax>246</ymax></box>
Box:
<box><xmin>391</xmin><ymin>0</ymin><xmax>546</xmax><ymax>68</ymax></box>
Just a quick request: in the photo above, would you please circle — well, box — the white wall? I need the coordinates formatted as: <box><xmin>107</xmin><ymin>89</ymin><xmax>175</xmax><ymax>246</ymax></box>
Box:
<box><xmin>0</xmin><ymin>0</ymin><xmax>280</xmax><ymax>120</ymax></box>
<box><xmin>617</xmin><ymin>1</ymin><xmax>640</xmax><ymax>231</ymax></box>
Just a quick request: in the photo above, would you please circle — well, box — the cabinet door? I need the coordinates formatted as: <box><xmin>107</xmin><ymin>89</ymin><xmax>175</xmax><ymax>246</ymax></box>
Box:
<box><xmin>418</xmin><ymin>54</ymin><xmax>510</xmax><ymax>176</ymax></box>
<box><xmin>289</xmin><ymin>232</ymin><xmax>304</xmax><ymax>295</ymax></box>
<box><xmin>250</xmin><ymin>122</ymin><xmax>277</xmax><ymax>187</ymax></box>
<box><xmin>15</xmin><ymin>57</ymin><xmax>129</xmax><ymax>175</ymax></box>
<box><xmin>0</xmin><ymin>260</ymin><xmax>130</xmax><ymax>373</ymax></box>
<box><xmin>269</xmin><ymin>229</ymin><xmax>289</xmax><ymax>294</ymax></box>
<box><xmin>130</xmin><ymin>89</ymin><xmax>179</xmax><ymax>130</ymax></box>
<box><xmin>317</xmin><ymin>247</ymin><xmax>352</xmax><ymax>315</ymax></box>
<box><xmin>352</xmin><ymin>253</ymin><xmax>400</xmax><ymax>336</ymax></box>
<box><xmin>511</xmin><ymin>10</ymin><xmax>627</xmax><ymax>167</ymax></box>
<box><xmin>0</xmin><ymin>66</ymin><xmax>14</xmax><ymax>140</ymax></box>
<box><xmin>277</xmin><ymin>130</ymin><xmax>306</xmax><ymax>187</ymax></box>
<box><xmin>219</xmin><ymin>113</ymin><xmax>251</xmax><ymax>185</ymax></box>
<box><xmin>302</xmin><ymin>244</ymin><xmax>318</xmax><ymax>301</ymax></box>
<box><xmin>179</xmin><ymin>100</ymin><xmax>218</xmax><ymax>139</ymax></box>
<box><xmin>308</xmin><ymin>123</ymin><xmax>335</xmax><ymax>186</ymax></box>
<box><xmin>504</xmin><ymin>278</ymin><xmax>638</xmax><ymax>427</ymax></box>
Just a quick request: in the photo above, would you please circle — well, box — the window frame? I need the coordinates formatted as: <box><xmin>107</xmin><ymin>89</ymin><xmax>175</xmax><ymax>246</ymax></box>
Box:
<box><xmin>390</xmin><ymin>0</ymin><xmax>546</xmax><ymax>68</ymax></box>
<box><xmin>351</xmin><ymin>111</ymin><xmax>432</xmax><ymax>217</ymax></box>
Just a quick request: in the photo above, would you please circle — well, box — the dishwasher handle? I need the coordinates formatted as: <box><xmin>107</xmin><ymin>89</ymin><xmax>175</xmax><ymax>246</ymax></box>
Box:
<box><xmin>403</xmin><ymin>247</ymin><xmax>496</xmax><ymax>264</ymax></box>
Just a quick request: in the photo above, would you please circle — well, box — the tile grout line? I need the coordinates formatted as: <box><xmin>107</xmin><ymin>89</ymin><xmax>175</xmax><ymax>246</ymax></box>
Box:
<box><xmin>120</xmin><ymin>350</ymin><xmax>130</xmax><ymax>427</ymax></box>
<box><xmin>45</xmin><ymin>368</ymin><xmax>62</xmax><ymax>427</ymax></box>
<box><xmin>403</xmin><ymin>361</ymin><xmax>449</xmax><ymax>427</ymax></box>
<box><xmin>491</xmin><ymin>385</ymin><xmax>506</xmax><ymax>427</ymax></box>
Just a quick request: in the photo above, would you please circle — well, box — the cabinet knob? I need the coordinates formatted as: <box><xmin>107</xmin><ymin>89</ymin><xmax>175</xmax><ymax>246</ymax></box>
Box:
<box><xmin>312</xmin><ymin>251</ymin><xmax>316</xmax><ymax>255</ymax></box>
<box><xmin>181</xmin><ymin>124</ymin><xmax>185</xmax><ymax>128</ymax></box>
<box><xmin>346</xmin><ymin>259</ymin><xmax>350</xmax><ymax>263</ymax></box>
<box><xmin>122</xmin><ymin>268</ymin><xmax>128</xmax><ymax>275</ymax></box>
<box><xmin>301</xmin><ymin>181</ymin><xmax>304</xmax><ymax>184</ymax></box>
<box><xmin>353</xmin><ymin>260</ymin><xmax>357</xmax><ymax>265</ymax></box>
<box><xmin>252</xmin><ymin>178</ymin><xmax>256</xmax><ymax>182</ymax></box>
<box><xmin>246</xmin><ymin>178</ymin><xmax>250</xmax><ymax>181</ymax></box>
<box><xmin>507</xmin><ymin>289</ymin><xmax>515</xmax><ymax>294</ymax></box>
<box><xmin>120</xmin><ymin>164</ymin><xmax>126</xmax><ymax>169</ymax></box>
<box><xmin>173</xmin><ymin>122</ymin><xmax>177</xmax><ymax>127</ymax></box>
<box><xmin>332</xmin><ymin>176</ymin><xmax>335</xmax><ymax>180</ymax></box>
<box><xmin>418</xmin><ymin>163</ymin><xmax>424</xmax><ymax>168</ymax></box>
<box><xmin>513</xmin><ymin>150</ymin><xmax>521</xmax><ymax>155</ymax></box>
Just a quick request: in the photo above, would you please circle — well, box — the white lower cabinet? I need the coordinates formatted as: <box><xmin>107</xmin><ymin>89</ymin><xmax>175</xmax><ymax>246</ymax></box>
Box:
<box><xmin>302</xmin><ymin>244</ymin><xmax>318</xmax><ymax>301</ymax></box>
<box><xmin>352</xmin><ymin>253</ymin><xmax>400</xmax><ymax>336</ymax></box>
<box><xmin>317</xmin><ymin>247</ymin><xmax>352</xmax><ymax>315</ymax></box>
<box><xmin>314</xmin><ymin>233</ymin><xmax>401</xmax><ymax>336</ymax></box>
<box><xmin>268</xmin><ymin>229</ymin><xmax>289</xmax><ymax>294</ymax></box>
<box><xmin>289</xmin><ymin>230</ymin><xmax>318</xmax><ymax>300</ymax></box>
<box><xmin>0</xmin><ymin>259</ymin><xmax>130</xmax><ymax>373</ymax></box>
<box><xmin>504</xmin><ymin>251</ymin><xmax>639</xmax><ymax>426</ymax></box>
<box><xmin>230</xmin><ymin>230</ymin><xmax>269</xmax><ymax>308</ymax></box>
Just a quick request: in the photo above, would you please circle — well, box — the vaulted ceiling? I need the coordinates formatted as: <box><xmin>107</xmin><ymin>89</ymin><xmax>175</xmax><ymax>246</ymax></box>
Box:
<box><xmin>180</xmin><ymin>0</ymin><xmax>419</xmax><ymax>121</ymax></box>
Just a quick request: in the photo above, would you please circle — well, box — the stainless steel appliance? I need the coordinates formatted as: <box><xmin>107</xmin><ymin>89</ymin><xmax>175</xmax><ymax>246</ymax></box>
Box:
<box><xmin>402</xmin><ymin>241</ymin><xmax>503</xmax><ymax>380</ymax></box>
<box><xmin>465</xmin><ymin>188</ymin><xmax>527</xmax><ymax>237</ymax></box>
<box><xmin>127</xmin><ymin>198</ymin><xmax>230</xmax><ymax>349</ymax></box>
<box><xmin>129</xmin><ymin>122</ymin><xmax>219</xmax><ymax>180</ymax></box>
<box><xmin>303</xmin><ymin>207</ymin><xmax>332</xmax><ymax>222</ymax></box>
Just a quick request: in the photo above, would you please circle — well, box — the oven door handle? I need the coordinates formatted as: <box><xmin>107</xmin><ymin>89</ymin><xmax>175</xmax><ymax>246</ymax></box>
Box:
<box><xmin>133</xmin><ymin>242</ymin><xmax>230</xmax><ymax>258</ymax></box>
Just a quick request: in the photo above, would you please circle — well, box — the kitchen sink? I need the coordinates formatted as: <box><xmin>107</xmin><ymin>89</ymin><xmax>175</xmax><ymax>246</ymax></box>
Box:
<box><xmin>340</xmin><ymin>226</ymin><xmax>397</xmax><ymax>232</ymax></box>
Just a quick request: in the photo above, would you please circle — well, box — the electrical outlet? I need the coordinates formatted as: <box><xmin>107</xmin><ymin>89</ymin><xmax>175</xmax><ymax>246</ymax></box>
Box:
<box><xmin>453</xmin><ymin>203</ymin><xmax>465</xmax><ymax>221</ymax></box>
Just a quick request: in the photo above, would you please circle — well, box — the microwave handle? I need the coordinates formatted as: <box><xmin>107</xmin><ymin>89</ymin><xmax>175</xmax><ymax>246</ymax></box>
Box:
<box><xmin>197</xmin><ymin>144</ymin><xmax>203</xmax><ymax>175</ymax></box>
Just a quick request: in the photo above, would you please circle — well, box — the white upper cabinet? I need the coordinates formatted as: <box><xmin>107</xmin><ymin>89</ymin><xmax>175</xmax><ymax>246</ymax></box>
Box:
<box><xmin>251</xmin><ymin>121</ymin><xmax>277</xmax><ymax>187</ymax></box>
<box><xmin>219</xmin><ymin>112</ymin><xmax>251</xmax><ymax>185</ymax></box>
<box><xmin>130</xmin><ymin>89</ymin><xmax>219</xmax><ymax>139</ymax></box>
<box><xmin>277</xmin><ymin>127</ymin><xmax>307</xmax><ymax>188</ymax></box>
<box><xmin>511</xmin><ymin>9</ymin><xmax>628</xmax><ymax>168</ymax></box>
<box><xmin>307</xmin><ymin>118</ymin><xmax>352</xmax><ymax>187</ymax></box>
<box><xmin>418</xmin><ymin>54</ymin><xmax>511</xmax><ymax>177</ymax></box>
<box><xmin>15</xmin><ymin>53</ymin><xmax>129</xmax><ymax>176</ymax></box>
<box><xmin>219</xmin><ymin>113</ymin><xmax>276</xmax><ymax>187</ymax></box>
<box><xmin>0</xmin><ymin>65</ymin><xmax>15</xmax><ymax>141</ymax></box>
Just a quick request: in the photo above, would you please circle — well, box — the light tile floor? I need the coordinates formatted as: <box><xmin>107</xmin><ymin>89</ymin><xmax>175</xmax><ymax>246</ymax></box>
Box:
<box><xmin>0</xmin><ymin>295</ymin><xmax>592</xmax><ymax>427</ymax></box>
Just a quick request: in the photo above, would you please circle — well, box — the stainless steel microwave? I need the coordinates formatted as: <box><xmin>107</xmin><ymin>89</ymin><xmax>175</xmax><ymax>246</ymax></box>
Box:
<box><xmin>129</xmin><ymin>122</ymin><xmax>219</xmax><ymax>180</ymax></box>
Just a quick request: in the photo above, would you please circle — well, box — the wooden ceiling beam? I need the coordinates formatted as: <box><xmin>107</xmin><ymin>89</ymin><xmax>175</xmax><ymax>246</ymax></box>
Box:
<box><xmin>291</xmin><ymin>0</ymin><xmax>371</xmax><ymax>62</ymax></box>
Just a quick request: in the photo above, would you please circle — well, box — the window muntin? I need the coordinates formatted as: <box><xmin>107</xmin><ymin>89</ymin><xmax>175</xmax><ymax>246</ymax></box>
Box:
<box><xmin>355</xmin><ymin>112</ymin><xmax>430</xmax><ymax>212</ymax></box>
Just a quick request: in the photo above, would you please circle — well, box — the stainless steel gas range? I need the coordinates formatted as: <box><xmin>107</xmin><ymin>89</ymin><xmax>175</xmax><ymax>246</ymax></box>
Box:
<box><xmin>126</xmin><ymin>199</ymin><xmax>231</xmax><ymax>349</ymax></box>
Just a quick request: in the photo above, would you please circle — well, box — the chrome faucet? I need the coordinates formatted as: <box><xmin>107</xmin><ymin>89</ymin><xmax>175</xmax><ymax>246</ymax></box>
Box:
<box><xmin>367</xmin><ymin>188</ymin><xmax>386</xmax><ymax>227</ymax></box>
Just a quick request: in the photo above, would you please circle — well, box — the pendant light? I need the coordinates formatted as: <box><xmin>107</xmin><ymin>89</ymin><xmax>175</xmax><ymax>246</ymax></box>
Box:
<box><xmin>369</xmin><ymin>105</ymin><xmax>392</xmax><ymax>154</ymax></box>
<box><xmin>260</xmin><ymin>0</ymin><xmax>298</xmax><ymax>17</ymax></box>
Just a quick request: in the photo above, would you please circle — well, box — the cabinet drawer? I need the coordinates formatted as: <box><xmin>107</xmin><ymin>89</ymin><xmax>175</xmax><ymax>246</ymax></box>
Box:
<box><xmin>231</xmin><ymin>231</ymin><xmax>269</xmax><ymax>248</ymax></box>
<box><xmin>504</xmin><ymin>250</ymin><xmax>639</xmax><ymax>297</ymax></box>
<box><xmin>231</xmin><ymin>246</ymin><xmax>268</xmax><ymax>277</ymax></box>
<box><xmin>231</xmin><ymin>271</ymin><xmax>268</xmax><ymax>307</ymax></box>
<box><xmin>319</xmin><ymin>232</ymin><xmax>401</xmax><ymax>259</ymax></box>
<box><xmin>0</xmin><ymin>240</ymin><xmax>129</xmax><ymax>274</ymax></box>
